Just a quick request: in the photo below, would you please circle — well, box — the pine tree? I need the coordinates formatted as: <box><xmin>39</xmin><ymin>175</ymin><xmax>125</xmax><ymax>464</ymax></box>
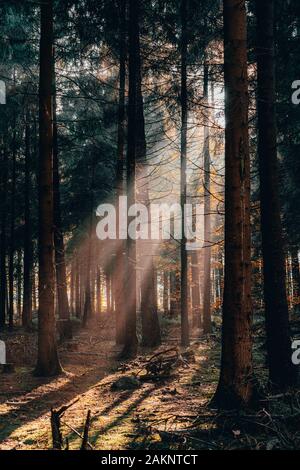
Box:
<box><xmin>212</xmin><ymin>0</ymin><xmax>254</xmax><ymax>408</ymax></box>
<box><xmin>256</xmin><ymin>0</ymin><xmax>296</xmax><ymax>389</ymax></box>
<box><xmin>35</xmin><ymin>0</ymin><xmax>62</xmax><ymax>377</ymax></box>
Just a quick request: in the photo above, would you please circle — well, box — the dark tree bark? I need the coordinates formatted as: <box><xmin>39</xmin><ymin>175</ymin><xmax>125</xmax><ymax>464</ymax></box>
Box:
<box><xmin>120</xmin><ymin>0</ymin><xmax>141</xmax><ymax>358</ymax></box>
<box><xmin>291</xmin><ymin>248</ymin><xmax>300</xmax><ymax>308</ymax></box>
<box><xmin>212</xmin><ymin>0</ymin><xmax>254</xmax><ymax>409</ymax></box>
<box><xmin>8</xmin><ymin>126</ymin><xmax>16</xmax><ymax>329</ymax></box>
<box><xmin>52</xmin><ymin>62</ymin><xmax>71</xmax><ymax>340</ymax></box>
<box><xmin>35</xmin><ymin>0</ymin><xmax>62</xmax><ymax>376</ymax></box>
<box><xmin>0</xmin><ymin>139</ymin><xmax>8</xmax><ymax>328</ymax></box>
<box><xmin>256</xmin><ymin>0</ymin><xmax>296</xmax><ymax>389</ymax></box>
<box><xmin>202</xmin><ymin>63</ymin><xmax>212</xmax><ymax>334</ymax></box>
<box><xmin>133</xmin><ymin>0</ymin><xmax>161</xmax><ymax>348</ymax></box>
<box><xmin>22</xmin><ymin>114</ymin><xmax>33</xmax><ymax>328</ymax></box>
<box><xmin>32</xmin><ymin>266</ymin><xmax>37</xmax><ymax>313</ymax></box>
<box><xmin>115</xmin><ymin>0</ymin><xmax>127</xmax><ymax>345</ymax></box>
<box><xmin>16</xmin><ymin>249</ymin><xmax>22</xmax><ymax>321</ymax></box>
<box><xmin>80</xmin><ymin>249</ymin><xmax>85</xmax><ymax>316</ymax></box>
<box><xmin>180</xmin><ymin>0</ymin><xmax>189</xmax><ymax>347</ymax></box>
<box><xmin>82</xmin><ymin>158</ymin><xmax>95</xmax><ymax>327</ymax></box>
<box><xmin>82</xmin><ymin>242</ymin><xmax>93</xmax><ymax>326</ymax></box>
<box><xmin>75</xmin><ymin>254</ymin><xmax>81</xmax><ymax>318</ymax></box>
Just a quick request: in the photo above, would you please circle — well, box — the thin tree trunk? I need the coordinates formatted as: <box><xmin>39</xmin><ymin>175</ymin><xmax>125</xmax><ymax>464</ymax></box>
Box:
<box><xmin>120</xmin><ymin>0</ymin><xmax>140</xmax><ymax>358</ymax></box>
<box><xmin>75</xmin><ymin>254</ymin><xmax>81</xmax><ymax>318</ymax></box>
<box><xmin>134</xmin><ymin>0</ymin><xmax>161</xmax><ymax>348</ymax></box>
<box><xmin>114</xmin><ymin>0</ymin><xmax>127</xmax><ymax>345</ymax></box>
<box><xmin>83</xmin><ymin>180</ymin><xmax>95</xmax><ymax>327</ymax></box>
<box><xmin>22</xmin><ymin>114</ymin><xmax>32</xmax><ymax>328</ymax></box>
<box><xmin>202</xmin><ymin>63</ymin><xmax>212</xmax><ymax>334</ymax></box>
<box><xmin>90</xmin><ymin>257</ymin><xmax>96</xmax><ymax>315</ymax></box>
<box><xmin>32</xmin><ymin>266</ymin><xmax>37</xmax><ymax>313</ymax></box>
<box><xmin>96</xmin><ymin>266</ymin><xmax>101</xmax><ymax>314</ymax></box>
<box><xmin>106</xmin><ymin>270</ymin><xmax>111</xmax><ymax>313</ymax></box>
<box><xmin>212</xmin><ymin>0</ymin><xmax>254</xmax><ymax>409</ymax></box>
<box><xmin>17</xmin><ymin>249</ymin><xmax>22</xmax><ymax>321</ymax></box>
<box><xmin>80</xmin><ymin>249</ymin><xmax>85</xmax><ymax>317</ymax></box>
<box><xmin>0</xmin><ymin>139</ymin><xmax>8</xmax><ymax>328</ymax></box>
<box><xmin>53</xmin><ymin>62</ymin><xmax>71</xmax><ymax>339</ymax></box>
<box><xmin>8</xmin><ymin>126</ymin><xmax>16</xmax><ymax>329</ymax></box>
<box><xmin>180</xmin><ymin>0</ymin><xmax>189</xmax><ymax>347</ymax></box>
<box><xmin>256</xmin><ymin>0</ymin><xmax>296</xmax><ymax>389</ymax></box>
<box><xmin>70</xmin><ymin>260</ymin><xmax>74</xmax><ymax>317</ymax></box>
<box><xmin>286</xmin><ymin>256</ymin><xmax>292</xmax><ymax>311</ymax></box>
<box><xmin>35</xmin><ymin>0</ymin><xmax>62</xmax><ymax>376</ymax></box>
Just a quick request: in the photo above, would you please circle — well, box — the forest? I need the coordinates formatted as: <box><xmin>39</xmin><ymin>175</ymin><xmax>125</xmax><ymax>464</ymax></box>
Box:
<box><xmin>0</xmin><ymin>0</ymin><xmax>300</xmax><ymax>453</ymax></box>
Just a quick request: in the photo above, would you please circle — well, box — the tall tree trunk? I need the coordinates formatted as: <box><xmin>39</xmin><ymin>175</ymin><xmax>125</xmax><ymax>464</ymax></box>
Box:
<box><xmin>120</xmin><ymin>0</ymin><xmax>140</xmax><ymax>358</ymax></box>
<box><xmin>134</xmin><ymin>2</ymin><xmax>161</xmax><ymax>349</ymax></box>
<box><xmin>53</xmin><ymin>64</ymin><xmax>71</xmax><ymax>339</ymax></box>
<box><xmin>35</xmin><ymin>0</ymin><xmax>62</xmax><ymax>376</ymax></box>
<box><xmin>0</xmin><ymin>139</ymin><xmax>8</xmax><ymax>328</ymax></box>
<box><xmin>202</xmin><ymin>63</ymin><xmax>212</xmax><ymax>334</ymax></box>
<box><xmin>212</xmin><ymin>0</ymin><xmax>254</xmax><ymax>408</ymax></box>
<box><xmin>114</xmin><ymin>0</ymin><xmax>127</xmax><ymax>345</ymax></box>
<box><xmin>22</xmin><ymin>115</ymin><xmax>32</xmax><ymax>328</ymax></box>
<box><xmin>180</xmin><ymin>0</ymin><xmax>189</xmax><ymax>347</ymax></box>
<box><xmin>8</xmin><ymin>126</ymin><xmax>16</xmax><ymax>329</ymax></box>
<box><xmin>16</xmin><ymin>249</ymin><xmax>22</xmax><ymax>321</ymax></box>
<box><xmin>256</xmin><ymin>0</ymin><xmax>296</xmax><ymax>389</ymax></box>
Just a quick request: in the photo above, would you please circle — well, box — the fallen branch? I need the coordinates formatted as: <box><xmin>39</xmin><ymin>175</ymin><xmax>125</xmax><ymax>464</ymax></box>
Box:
<box><xmin>146</xmin><ymin>347</ymin><xmax>178</xmax><ymax>363</ymax></box>
<box><xmin>61</xmin><ymin>420</ymin><xmax>94</xmax><ymax>450</ymax></box>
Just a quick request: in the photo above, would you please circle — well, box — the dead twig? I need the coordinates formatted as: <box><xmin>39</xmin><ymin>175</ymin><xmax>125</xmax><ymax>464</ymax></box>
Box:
<box><xmin>61</xmin><ymin>419</ymin><xmax>94</xmax><ymax>450</ymax></box>
<box><xmin>81</xmin><ymin>410</ymin><xmax>92</xmax><ymax>450</ymax></box>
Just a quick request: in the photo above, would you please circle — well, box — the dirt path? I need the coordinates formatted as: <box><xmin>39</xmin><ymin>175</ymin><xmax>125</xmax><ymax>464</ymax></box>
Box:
<box><xmin>0</xmin><ymin>319</ymin><xmax>219</xmax><ymax>450</ymax></box>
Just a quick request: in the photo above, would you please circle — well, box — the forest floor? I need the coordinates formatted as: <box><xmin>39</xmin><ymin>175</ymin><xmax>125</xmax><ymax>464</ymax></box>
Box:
<box><xmin>0</xmin><ymin>315</ymin><xmax>300</xmax><ymax>450</ymax></box>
